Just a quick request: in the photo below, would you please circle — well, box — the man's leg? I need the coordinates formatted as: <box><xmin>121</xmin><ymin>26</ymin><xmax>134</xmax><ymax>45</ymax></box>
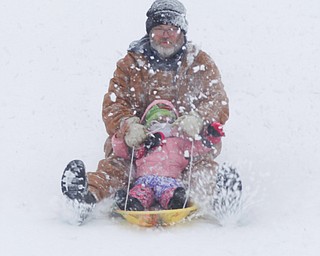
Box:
<box><xmin>184</xmin><ymin>153</ymin><xmax>219</xmax><ymax>211</ymax></box>
<box><xmin>87</xmin><ymin>155</ymin><xmax>131</xmax><ymax>201</ymax></box>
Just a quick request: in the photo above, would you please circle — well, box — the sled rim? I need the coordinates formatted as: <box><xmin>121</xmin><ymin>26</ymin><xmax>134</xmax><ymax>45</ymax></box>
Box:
<box><xmin>116</xmin><ymin>204</ymin><xmax>197</xmax><ymax>215</ymax></box>
<box><xmin>115</xmin><ymin>204</ymin><xmax>197</xmax><ymax>227</ymax></box>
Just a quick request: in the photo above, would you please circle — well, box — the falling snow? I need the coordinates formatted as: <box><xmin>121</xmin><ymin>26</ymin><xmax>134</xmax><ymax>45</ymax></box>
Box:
<box><xmin>1</xmin><ymin>1</ymin><xmax>319</xmax><ymax>256</ymax></box>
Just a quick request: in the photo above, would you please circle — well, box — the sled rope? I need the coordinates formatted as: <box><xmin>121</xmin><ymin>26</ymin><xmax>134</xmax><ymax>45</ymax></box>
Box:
<box><xmin>183</xmin><ymin>140</ymin><xmax>194</xmax><ymax>208</ymax></box>
<box><xmin>124</xmin><ymin>146</ymin><xmax>135</xmax><ymax>211</ymax></box>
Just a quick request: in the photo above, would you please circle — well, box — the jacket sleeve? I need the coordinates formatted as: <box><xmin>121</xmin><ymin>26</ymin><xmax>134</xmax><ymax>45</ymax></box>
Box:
<box><xmin>183</xmin><ymin>139</ymin><xmax>212</xmax><ymax>157</ymax></box>
<box><xmin>190</xmin><ymin>50</ymin><xmax>229</xmax><ymax>126</ymax></box>
<box><xmin>102</xmin><ymin>53</ymin><xmax>140</xmax><ymax>136</ymax></box>
<box><xmin>111</xmin><ymin>134</ymin><xmax>130</xmax><ymax>159</ymax></box>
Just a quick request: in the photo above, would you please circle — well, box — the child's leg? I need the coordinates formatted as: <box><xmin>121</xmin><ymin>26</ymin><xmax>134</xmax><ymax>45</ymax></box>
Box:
<box><xmin>115</xmin><ymin>183</ymin><xmax>154</xmax><ymax>211</ymax></box>
<box><xmin>129</xmin><ymin>183</ymin><xmax>154</xmax><ymax>209</ymax></box>
<box><xmin>151</xmin><ymin>177</ymin><xmax>186</xmax><ymax>209</ymax></box>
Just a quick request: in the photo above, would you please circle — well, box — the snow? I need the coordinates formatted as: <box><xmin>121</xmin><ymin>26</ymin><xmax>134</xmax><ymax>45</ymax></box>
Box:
<box><xmin>1</xmin><ymin>0</ymin><xmax>320</xmax><ymax>255</ymax></box>
<box><xmin>148</xmin><ymin>0</ymin><xmax>186</xmax><ymax>15</ymax></box>
<box><xmin>147</xmin><ymin>0</ymin><xmax>188</xmax><ymax>33</ymax></box>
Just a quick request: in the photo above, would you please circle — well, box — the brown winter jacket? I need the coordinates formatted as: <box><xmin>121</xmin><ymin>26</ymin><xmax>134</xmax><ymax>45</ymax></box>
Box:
<box><xmin>102</xmin><ymin>42</ymin><xmax>229</xmax><ymax>156</ymax></box>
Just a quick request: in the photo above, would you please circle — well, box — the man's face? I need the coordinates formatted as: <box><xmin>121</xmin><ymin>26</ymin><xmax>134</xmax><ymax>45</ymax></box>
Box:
<box><xmin>150</xmin><ymin>24</ymin><xmax>185</xmax><ymax>59</ymax></box>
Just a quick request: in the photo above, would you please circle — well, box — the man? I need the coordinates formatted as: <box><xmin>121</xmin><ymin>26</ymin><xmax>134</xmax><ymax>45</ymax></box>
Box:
<box><xmin>61</xmin><ymin>0</ymin><xmax>229</xmax><ymax>222</ymax></box>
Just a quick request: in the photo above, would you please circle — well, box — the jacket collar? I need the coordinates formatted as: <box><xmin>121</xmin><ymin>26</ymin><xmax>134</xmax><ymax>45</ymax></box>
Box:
<box><xmin>128</xmin><ymin>35</ymin><xmax>186</xmax><ymax>71</ymax></box>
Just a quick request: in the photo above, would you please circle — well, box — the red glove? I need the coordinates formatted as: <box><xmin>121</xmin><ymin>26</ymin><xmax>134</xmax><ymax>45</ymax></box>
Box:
<box><xmin>208</xmin><ymin>122</ymin><xmax>225</xmax><ymax>137</ymax></box>
<box><xmin>144</xmin><ymin>132</ymin><xmax>165</xmax><ymax>150</ymax></box>
<box><xmin>134</xmin><ymin>132</ymin><xmax>165</xmax><ymax>159</ymax></box>
<box><xmin>203</xmin><ymin>122</ymin><xmax>225</xmax><ymax>146</ymax></box>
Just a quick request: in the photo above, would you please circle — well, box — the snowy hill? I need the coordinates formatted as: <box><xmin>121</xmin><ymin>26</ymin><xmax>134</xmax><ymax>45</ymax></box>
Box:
<box><xmin>1</xmin><ymin>0</ymin><xmax>319</xmax><ymax>255</ymax></box>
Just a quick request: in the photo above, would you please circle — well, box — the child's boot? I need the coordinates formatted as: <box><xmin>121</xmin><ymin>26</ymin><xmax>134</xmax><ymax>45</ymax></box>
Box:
<box><xmin>115</xmin><ymin>189</ymin><xmax>145</xmax><ymax>211</ymax></box>
<box><xmin>160</xmin><ymin>187</ymin><xmax>187</xmax><ymax>209</ymax></box>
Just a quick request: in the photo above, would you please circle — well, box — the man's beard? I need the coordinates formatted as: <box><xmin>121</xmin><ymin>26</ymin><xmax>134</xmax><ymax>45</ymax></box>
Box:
<box><xmin>150</xmin><ymin>38</ymin><xmax>185</xmax><ymax>59</ymax></box>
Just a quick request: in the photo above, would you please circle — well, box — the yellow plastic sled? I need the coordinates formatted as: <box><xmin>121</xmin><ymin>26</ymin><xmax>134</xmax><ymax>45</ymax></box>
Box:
<box><xmin>115</xmin><ymin>205</ymin><xmax>197</xmax><ymax>227</ymax></box>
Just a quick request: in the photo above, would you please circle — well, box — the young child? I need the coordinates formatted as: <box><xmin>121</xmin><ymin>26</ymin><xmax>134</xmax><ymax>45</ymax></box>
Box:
<box><xmin>112</xmin><ymin>99</ymin><xmax>224</xmax><ymax>211</ymax></box>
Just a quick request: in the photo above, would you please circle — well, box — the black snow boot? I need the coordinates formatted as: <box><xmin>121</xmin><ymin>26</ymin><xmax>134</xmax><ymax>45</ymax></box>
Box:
<box><xmin>114</xmin><ymin>189</ymin><xmax>144</xmax><ymax>211</ymax></box>
<box><xmin>212</xmin><ymin>163</ymin><xmax>242</xmax><ymax>221</ymax></box>
<box><xmin>61</xmin><ymin>160</ymin><xmax>96</xmax><ymax>204</ymax></box>
<box><xmin>61</xmin><ymin>160</ymin><xmax>96</xmax><ymax>224</ymax></box>
<box><xmin>167</xmin><ymin>187</ymin><xmax>187</xmax><ymax>209</ymax></box>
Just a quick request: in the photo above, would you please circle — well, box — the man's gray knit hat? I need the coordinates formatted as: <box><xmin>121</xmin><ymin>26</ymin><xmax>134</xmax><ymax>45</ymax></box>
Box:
<box><xmin>146</xmin><ymin>0</ymin><xmax>188</xmax><ymax>34</ymax></box>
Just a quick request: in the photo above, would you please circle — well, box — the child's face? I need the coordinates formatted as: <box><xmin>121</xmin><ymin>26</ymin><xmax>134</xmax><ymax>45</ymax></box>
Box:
<box><xmin>147</xmin><ymin>115</ymin><xmax>176</xmax><ymax>136</ymax></box>
<box><xmin>148</xmin><ymin>115</ymin><xmax>175</xmax><ymax>128</ymax></box>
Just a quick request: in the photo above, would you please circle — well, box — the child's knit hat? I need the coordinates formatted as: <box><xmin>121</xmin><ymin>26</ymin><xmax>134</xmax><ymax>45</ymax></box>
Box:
<box><xmin>145</xmin><ymin>104</ymin><xmax>177</xmax><ymax>127</ymax></box>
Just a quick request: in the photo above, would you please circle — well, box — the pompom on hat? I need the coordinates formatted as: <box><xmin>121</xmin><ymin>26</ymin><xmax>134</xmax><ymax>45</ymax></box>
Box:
<box><xmin>146</xmin><ymin>0</ymin><xmax>188</xmax><ymax>34</ymax></box>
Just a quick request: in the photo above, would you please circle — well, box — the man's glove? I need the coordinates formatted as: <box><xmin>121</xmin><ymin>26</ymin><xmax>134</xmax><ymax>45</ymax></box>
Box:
<box><xmin>173</xmin><ymin>111</ymin><xmax>203</xmax><ymax>138</ymax></box>
<box><xmin>121</xmin><ymin>117</ymin><xmax>147</xmax><ymax>148</ymax></box>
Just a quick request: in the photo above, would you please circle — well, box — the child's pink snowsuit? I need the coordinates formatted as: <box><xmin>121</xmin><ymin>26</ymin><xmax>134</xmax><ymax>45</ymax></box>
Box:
<box><xmin>111</xmin><ymin>100</ymin><xmax>217</xmax><ymax>209</ymax></box>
